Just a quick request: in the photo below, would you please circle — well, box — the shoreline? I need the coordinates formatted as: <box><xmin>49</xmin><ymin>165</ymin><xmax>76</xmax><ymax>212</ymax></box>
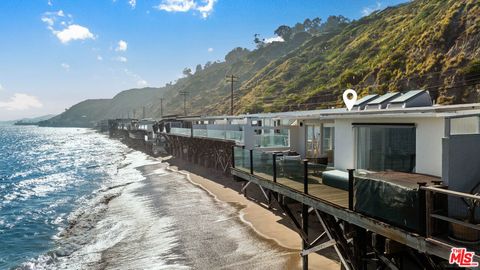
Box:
<box><xmin>161</xmin><ymin>156</ymin><xmax>340</xmax><ymax>270</ymax></box>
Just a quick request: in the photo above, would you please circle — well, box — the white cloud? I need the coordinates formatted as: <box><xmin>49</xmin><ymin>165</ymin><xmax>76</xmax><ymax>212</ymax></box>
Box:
<box><xmin>0</xmin><ymin>93</ymin><xmax>43</xmax><ymax>111</ymax></box>
<box><xmin>41</xmin><ymin>11</ymin><xmax>94</xmax><ymax>44</ymax></box>
<box><xmin>155</xmin><ymin>0</ymin><xmax>217</xmax><ymax>18</ymax></box>
<box><xmin>115</xmin><ymin>40</ymin><xmax>128</xmax><ymax>52</ymax></box>
<box><xmin>0</xmin><ymin>83</ymin><xmax>3</xmax><ymax>91</ymax></box>
<box><xmin>124</xmin><ymin>69</ymin><xmax>148</xmax><ymax>87</ymax></box>
<box><xmin>128</xmin><ymin>0</ymin><xmax>136</xmax><ymax>8</ymax></box>
<box><xmin>61</xmin><ymin>63</ymin><xmax>70</xmax><ymax>70</ymax></box>
<box><xmin>97</xmin><ymin>55</ymin><xmax>103</xmax><ymax>61</ymax></box>
<box><xmin>47</xmin><ymin>0</ymin><xmax>53</xmax><ymax>6</ymax></box>
<box><xmin>41</xmin><ymin>17</ymin><xmax>54</xmax><ymax>26</ymax></box>
<box><xmin>264</xmin><ymin>36</ymin><xmax>284</xmax><ymax>43</ymax></box>
<box><xmin>362</xmin><ymin>1</ymin><xmax>382</xmax><ymax>16</ymax></box>
<box><xmin>207</xmin><ymin>47</ymin><xmax>213</xmax><ymax>52</ymax></box>
<box><xmin>54</xmin><ymin>24</ymin><xmax>95</xmax><ymax>44</ymax></box>
<box><xmin>115</xmin><ymin>56</ymin><xmax>128</xmax><ymax>62</ymax></box>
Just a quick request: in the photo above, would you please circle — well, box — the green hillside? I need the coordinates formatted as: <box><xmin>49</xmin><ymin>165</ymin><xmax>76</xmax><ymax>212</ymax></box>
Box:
<box><xmin>44</xmin><ymin>0</ymin><xmax>480</xmax><ymax>127</ymax></box>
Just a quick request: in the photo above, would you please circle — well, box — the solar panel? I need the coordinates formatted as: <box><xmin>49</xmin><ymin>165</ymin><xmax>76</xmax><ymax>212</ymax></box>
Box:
<box><xmin>354</xmin><ymin>94</ymin><xmax>379</xmax><ymax>106</ymax></box>
<box><xmin>367</xmin><ymin>92</ymin><xmax>400</xmax><ymax>105</ymax></box>
<box><xmin>389</xmin><ymin>90</ymin><xmax>424</xmax><ymax>103</ymax></box>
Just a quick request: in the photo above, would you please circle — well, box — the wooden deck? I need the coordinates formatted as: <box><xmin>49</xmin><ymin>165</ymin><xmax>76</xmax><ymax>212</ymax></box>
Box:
<box><xmin>231</xmin><ymin>167</ymin><xmax>480</xmax><ymax>262</ymax></box>
<box><xmin>242</xmin><ymin>168</ymin><xmax>349</xmax><ymax>208</ymax></box>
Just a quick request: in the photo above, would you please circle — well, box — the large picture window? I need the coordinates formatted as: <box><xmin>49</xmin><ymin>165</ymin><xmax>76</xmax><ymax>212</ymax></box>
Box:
<box><xmin>355</xmin><ymin>124</ymin><xmax>416</xmax><ymax>173</ymax></box>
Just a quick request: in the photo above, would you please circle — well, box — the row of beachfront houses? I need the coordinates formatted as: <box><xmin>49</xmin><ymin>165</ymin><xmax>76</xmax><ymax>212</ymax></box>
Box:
<box><xmin>108</xmin><ymin>90</ymin><xmax>480</xmax><ymax>195</ymax></box>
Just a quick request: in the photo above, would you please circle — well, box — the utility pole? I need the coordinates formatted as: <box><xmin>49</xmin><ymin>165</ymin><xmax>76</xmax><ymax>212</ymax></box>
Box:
<box><xmin>160</xmin><ymin>98</ymin><xmax>164</xmax><ymax>118</ymax></box>
<box><xmin>133</xmin><ymin>109</ymin><xmax>136</xmax><ymax>119</ymax></box>
<box><xmin>142</xmin><ymin>106</ymin><xmax>146</xmax><ymax>119</ymax></box>
<box><xmin>226</xmin><ymin>75</ymin><xmax>238</xmax><ymax>115</ymax></box>
<box><xmin>179</xmin><ymin>91</ymin><xmax>189</xmax><ymax>116</ymax></box>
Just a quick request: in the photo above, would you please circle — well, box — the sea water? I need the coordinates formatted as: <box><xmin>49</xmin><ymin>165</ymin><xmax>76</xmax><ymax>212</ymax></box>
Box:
<box><xmin>0</xmin><ymin>126</ymin><xmax>291</xmax><ymax>269</ymax></box>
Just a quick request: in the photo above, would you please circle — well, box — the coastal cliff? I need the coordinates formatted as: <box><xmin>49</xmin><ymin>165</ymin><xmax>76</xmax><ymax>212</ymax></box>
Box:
<box><xmin>41</xmin><ymin>0</ymin><xmax>480</xmax><ymax>127</ymax></box>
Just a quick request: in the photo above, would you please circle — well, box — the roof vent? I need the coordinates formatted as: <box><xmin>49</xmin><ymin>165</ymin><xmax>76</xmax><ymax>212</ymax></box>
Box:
<box><xmin>386</xmin><ymin>90</ymin><xmax>432</xmax><ymax>109</ymax></box>
<box><xmin>352</xmin><ymin>94</ymin><xmax>379</xmax><ymax>110</ymax></box>
<box><xmin>364</xmin><ymin>92</ymin><xmax>401</xmax><ymax>110</ymax></box>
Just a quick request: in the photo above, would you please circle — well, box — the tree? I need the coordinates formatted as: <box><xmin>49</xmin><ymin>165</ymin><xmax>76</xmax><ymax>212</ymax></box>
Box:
<box><xmin>293</xmin><ymin>23</ymin><xmax>305</xmax><ymax>34</ymax></box>
<box><xmin>225</xmin><ymin>47</ymin><xmax>249</xmax><ymax>63</ymax></box>
<box><xmin>195</xmin><ymin>64</ymin><xmax>203</xmax><ymax>73</ymax></box>
<box><xmin>182</xmin><ymin>67</ymin><xmax>192</xmax><ymax>77</ymax></box>
<box><xmin>204</xmin><ymin>61</ymin><xmax>212</xmax><ymax>69</ymax></box>
<box><xmin>274</xmin><ymin>25</ymin><xmax>293</xmax><ymax>40</ymax></box>
<box><xmin>253</xmin><ymin>34</ymin><xmax>265</xmax><ymax>48</ymax></box>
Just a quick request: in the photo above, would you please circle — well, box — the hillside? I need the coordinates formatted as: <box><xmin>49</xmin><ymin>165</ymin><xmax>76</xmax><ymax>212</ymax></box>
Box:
<box><xmin>40</xmin><ymin>87</ymin><xmax>166</xmax><ymax>127</ymax></box>
<box><xmin>45</xmin><ymin>0</ymin><xmax>480</xmax><ymax>127</ymax></box>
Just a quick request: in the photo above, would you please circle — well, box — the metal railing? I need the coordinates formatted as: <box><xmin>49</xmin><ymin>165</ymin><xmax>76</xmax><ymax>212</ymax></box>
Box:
<box><xmin>232</xmin><ymin>146</ymin><xmax>351</xmax><ymax>206</ymax></box>
<box><xmin>422</xmin><ymin>185</ymin><xmax>480</xmax><ymax>251</ymax></box>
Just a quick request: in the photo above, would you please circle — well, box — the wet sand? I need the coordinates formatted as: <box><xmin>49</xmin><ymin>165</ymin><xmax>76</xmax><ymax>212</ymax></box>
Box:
<box><xmin>161</xmin><ymin>156</ymin><xmax>340</xmax><ymax>270</ymax></box>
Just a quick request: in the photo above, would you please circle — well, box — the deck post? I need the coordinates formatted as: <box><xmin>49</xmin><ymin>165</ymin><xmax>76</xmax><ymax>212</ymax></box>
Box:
<box><xmin>249</xmin><ymin>149</ymin><xmax>254</xmax><ymax>175</ymax></box>
<box><xmin>272</xmin><ymin>153</ymin><xmax>277</xmax><ymax>183</ymax></box>
<box><xmin>417</xmin><ymin>182</ymin><xmax>427</xmax><ymax>236</ymax></box>
<box><xmin>303</xmin><ymin>159</ymin><xmax>309</xmax><ymax>195</ymax></box>
<box><xmin>231</xmin><ymin>145</ymin><xmax>235</xmax><ymax>169</ymax></box>
<box><xmin>347</xmin><ymin>169</ymin><xmax>355</xmax><ymax>210</ymax></box>
<box><xmin>302</xmin><ymin>202</ymin><xmax>309</xmax><ymax>270</ymax></box>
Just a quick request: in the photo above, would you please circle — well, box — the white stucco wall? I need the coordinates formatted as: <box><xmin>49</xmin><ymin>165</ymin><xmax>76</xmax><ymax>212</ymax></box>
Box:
<box><xmin>334</xmin><ymin>117</ymin><xmax>444</xmax><ymax>177</ymax></box>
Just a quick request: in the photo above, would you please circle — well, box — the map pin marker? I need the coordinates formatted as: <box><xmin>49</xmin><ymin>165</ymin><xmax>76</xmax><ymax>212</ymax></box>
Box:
<box><xmin>343</xmin><ymin>89</ymin><xmax>357</xmax><ymax>111</ymax></box>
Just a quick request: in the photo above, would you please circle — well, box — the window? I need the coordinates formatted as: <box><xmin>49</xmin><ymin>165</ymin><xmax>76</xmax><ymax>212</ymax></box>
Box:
<box><xmin>355</xmin><ymin>124</ymin><xmax>416</xmax><ymax>173</ymax></box>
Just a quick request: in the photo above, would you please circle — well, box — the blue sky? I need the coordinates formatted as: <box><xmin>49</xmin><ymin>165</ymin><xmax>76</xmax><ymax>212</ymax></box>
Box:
<box><xmin>0</xmin><ymin>0</ymin><xmax>407</xmax><ymax>120</ymax></box>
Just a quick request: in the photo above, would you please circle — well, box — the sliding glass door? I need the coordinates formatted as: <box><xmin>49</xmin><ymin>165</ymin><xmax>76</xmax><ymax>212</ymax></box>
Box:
<box><xmin>355</xmin><ymin>124</ymin><xmax>416</xmax><ymax>173</ymax></box>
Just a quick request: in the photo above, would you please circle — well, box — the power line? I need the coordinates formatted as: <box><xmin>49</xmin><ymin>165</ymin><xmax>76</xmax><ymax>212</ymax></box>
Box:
<box><xmin>179</xmin><ymin>91</ymin><xmax>189</xmax><ymax>116</ymax></box>
<box><xmin>160</xmin><ymin>98</ymin><xmax>164</xmax><ymax>118</ymax></box>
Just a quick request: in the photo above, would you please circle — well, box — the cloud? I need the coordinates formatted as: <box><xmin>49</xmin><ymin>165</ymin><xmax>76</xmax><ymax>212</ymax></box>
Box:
<box><xmin>61</xmin><ymin>63</ymin><xmax>70</xmax><ymax>70</ymax></box>
<box><xmin>41</xmin><ymin>11</ymin><xmax>94</xmax><ymax>44</ymax></box>
<box><xmin>0</xmin><ymin>93</ymin><xmax>43</xmax><ymax>111</ymax></box>
<box><xmin>97</xmin><ymin>55</ymin><xmax>103</xmax><ymax>61</ymax></box>
<box><xmin>115</xmin><ymin>56</ymin><xmax>128</xmax><ymax>62</ymax></box>
<box><xmin>47</xmin><ymin>0</ymin><xmax>53</xmax><ymax>6</ymax></box>
<box><xmin>55</xmin><ymin>24</ymin><xmax>95</xmax><ymax>44</ymax></box>
<box><xmin>362</xmin><ymin>1</ymin><xmax>382</xmax><ymax>16</ymax></box>
<box><xmin>155</xmin><ymin>0</ymin><xmax>217</xmax><ymax>18</ymax></box>
<box><xmin>264</xmin><ymin>36</ymin><xmax>284</xmax><ymax>43</ymax></box>
<box><xmin>0</xmin><ymin>83</ymin><xmax>3</xmax><ymax>91</ymax></box>
<box><xmin>115</xmin><ymin>40</ymin><xmax>128</xmax><ymax>52</ymax></box>
<box><xmin>128</xmin><ymin>0</ymin><xmax>136</xmax><ymax>8</ymax></box>
<box><xmin>207</xmin><ymin>47</ymin><xmax>213</xmax><ymax>52</ymax></box>
<box><xmin>124</xmin><ymin>69</ymin><xmax>148</xmax><ymax>87</ymax></box>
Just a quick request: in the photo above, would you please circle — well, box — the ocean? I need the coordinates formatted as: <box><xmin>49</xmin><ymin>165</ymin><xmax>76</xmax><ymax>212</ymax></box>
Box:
<box><xmin>0</xmin><ymin>126</ymin><xmax>292</xmax><ymax>269</ymax></box>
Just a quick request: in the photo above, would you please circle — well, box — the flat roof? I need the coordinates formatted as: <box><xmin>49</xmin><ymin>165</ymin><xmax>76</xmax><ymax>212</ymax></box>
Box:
<box><xmin>182</xmin><ymin>103</ymin><xmax>480</xmax><ymax>121</ymax></box>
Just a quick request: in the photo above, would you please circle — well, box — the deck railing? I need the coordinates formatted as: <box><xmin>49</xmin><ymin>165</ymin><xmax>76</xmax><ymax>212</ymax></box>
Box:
<box><xmin>422</xmin><ymin>185</ymin><xmax>480</xmax><ymax>251</ymax></box>
<box><xmin>232</xmin><ymin>146</ymin><xmax>343</xmax><ymax>203</ymax></box>
<box><xmin>194</xmin><ymin>129</ymin><xmax>244</xmax><ymax>143</ymax></box>
<box><xmin>170</xmin><ymin>127</ymin><xmax>191</xmax><ymax>136</ymax></box>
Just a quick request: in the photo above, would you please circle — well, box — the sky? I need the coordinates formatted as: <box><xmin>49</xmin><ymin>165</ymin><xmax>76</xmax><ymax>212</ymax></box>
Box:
<box><xmin>0</xmin><ymin>0</ymin><xmax>408</xmax><ymax>121</ymax></box>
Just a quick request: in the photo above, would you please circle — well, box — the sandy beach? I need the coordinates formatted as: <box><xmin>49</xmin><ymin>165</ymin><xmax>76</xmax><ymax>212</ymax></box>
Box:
<box><xmin>162</xmin><ymin>156</ymin><xmax>340</xmax><ymax>270</ymax></box>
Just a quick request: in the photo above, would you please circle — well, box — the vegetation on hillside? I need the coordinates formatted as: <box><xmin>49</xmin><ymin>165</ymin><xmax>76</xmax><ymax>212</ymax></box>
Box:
<box><xmin>44</xmin><ymin>0</ymin><xmax>480</xmax><ymax>127</ymax></box>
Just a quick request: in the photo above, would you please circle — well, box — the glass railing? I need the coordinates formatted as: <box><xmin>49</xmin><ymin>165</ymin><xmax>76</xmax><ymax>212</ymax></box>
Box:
<box><xmin>254</xmin><ymin>134</ymin><xmax>289</xmax><ymax>147</ymax></box>
<box><xmin>233</xmin><ymin>146</ymin><xmax>250</xmax><ymax>172</ymax></box>
<box><xmin>231</xmin><ymin>148</ymin><xmax>347</xmax><ymax>200</ymax></box>
<box><xmin>252</xmin><ymin>149</ymin><xmax>275</xmax><ymax>181</ymax></box>
<box><xmin>193</xmin><ymin>129</ymin><xmax>244</xmax><ymax>143</ymax></box>
<box><xmin>193</xmin><ymin>129</ymin><xmax>208</xmax><ymax>137</ymax></box>
<box><xmin>170</xmin><ymin>127</ymin><xmax>191</xmax><ymax>136</ymax></box>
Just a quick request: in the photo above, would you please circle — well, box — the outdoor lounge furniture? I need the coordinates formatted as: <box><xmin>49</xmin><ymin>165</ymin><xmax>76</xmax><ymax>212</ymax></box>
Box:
<box><xmin>322</xmin><ymin>170</ymin><xmax>349</xmax><ymax>191</ymax></box>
